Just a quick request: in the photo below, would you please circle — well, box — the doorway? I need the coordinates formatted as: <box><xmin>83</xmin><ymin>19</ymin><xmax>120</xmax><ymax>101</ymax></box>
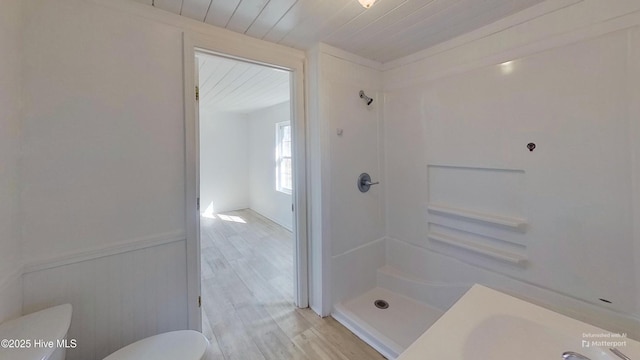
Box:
<box><xmin>196</xmin><ymin>50</ymin><xmax>301</xmax><ymax>327</ymax></box>
<box><xmin>183</xmin><ymin>39</ymin><xmax>309</xmax><ymax>336</ymax></box>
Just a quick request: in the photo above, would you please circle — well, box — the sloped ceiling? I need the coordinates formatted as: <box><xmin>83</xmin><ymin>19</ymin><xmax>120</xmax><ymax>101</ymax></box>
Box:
<box><xmin>133</xmin><ymin>0</ymin><xmax>545</xmax><ymax>63</ymax></box>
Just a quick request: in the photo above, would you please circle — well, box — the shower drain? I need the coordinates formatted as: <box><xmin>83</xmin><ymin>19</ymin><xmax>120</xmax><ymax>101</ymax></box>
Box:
<box><xmin>374</xmin><ymin>299</ymin><xmax>389</xmax><ymax>309</ymax></box>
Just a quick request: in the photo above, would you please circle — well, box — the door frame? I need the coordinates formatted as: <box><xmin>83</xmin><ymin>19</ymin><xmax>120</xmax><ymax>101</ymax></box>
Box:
<box><xmin>182</xmin><ymin>33</ymin><xmax>309</xmax><ymax>330</ymax></box>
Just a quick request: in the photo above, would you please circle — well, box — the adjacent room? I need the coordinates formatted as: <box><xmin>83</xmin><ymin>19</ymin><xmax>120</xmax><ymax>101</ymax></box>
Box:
<box><xmin>196</xmin><ymin>53</ymin><xmax>298</xmax><ymax>356</ymax></box>
<box><xmin>1</xmin><ymin>0</ymin><xmax>639</xmax><ymax>360</ymax></box>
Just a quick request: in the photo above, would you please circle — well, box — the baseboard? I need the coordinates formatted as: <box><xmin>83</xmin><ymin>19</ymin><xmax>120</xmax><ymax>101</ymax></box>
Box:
<box><xmin>23</xmin><ymin>230</ymin><xmax>186</xmax><ymax>274</ymax></box>
<box><xmin>248</xmin><ymin>207</ymin><xmax>293</xmax><ymax>232</ymax></box>
<box><xmin>211</xmin><ymin>204</ymin><xmax>251</xmax><ymax>214</ymax></box>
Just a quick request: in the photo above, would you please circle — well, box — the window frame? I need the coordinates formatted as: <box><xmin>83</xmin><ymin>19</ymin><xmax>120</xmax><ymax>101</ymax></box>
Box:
<box><xmin>275</xmin><ymin>121</ymin><xmax>292</xmax><ymax>194</ymax></box>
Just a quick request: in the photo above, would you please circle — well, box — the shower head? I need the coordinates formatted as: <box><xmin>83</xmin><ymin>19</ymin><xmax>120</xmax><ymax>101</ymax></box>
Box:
<box><xmin>359</xmin><ymin>90</ymin><xmax>373</xmax><ymax>106</ymax></box>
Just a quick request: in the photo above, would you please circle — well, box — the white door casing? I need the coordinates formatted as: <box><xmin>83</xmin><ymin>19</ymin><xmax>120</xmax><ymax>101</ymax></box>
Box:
<box><xmin>182</xmin><ymin>32</ymin><xmax>308</xmax><ymax>330</ymax></box>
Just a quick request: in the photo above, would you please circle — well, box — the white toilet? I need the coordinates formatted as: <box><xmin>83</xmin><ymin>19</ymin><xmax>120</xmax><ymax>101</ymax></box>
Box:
<box><xmin>103</xmin><ymin>330</ymin><xmax>209</xmax><ymax>360</ymax></box>
<box><xmin>0</xmin><ymin>304</ymin><xmax>73</xmax><ymax>360</ymax></box>
<box><xmin>0</xmin><ymin>304</ymin><xmax>209</xmax><ymax>360</ymax></box>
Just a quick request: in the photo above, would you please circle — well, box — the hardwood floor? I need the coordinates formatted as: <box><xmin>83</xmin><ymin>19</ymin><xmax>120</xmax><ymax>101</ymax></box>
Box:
<box><xmin>200</xmin><ymin>209</ymin><xmax>385</xmax><ymax>360</ymax></box>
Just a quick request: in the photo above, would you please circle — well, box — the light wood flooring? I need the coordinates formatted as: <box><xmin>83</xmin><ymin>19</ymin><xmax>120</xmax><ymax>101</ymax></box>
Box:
<box><xmin>200</xmin><ymin>209</ymin><xmax>385</xmax><ymax>360</ymax></box>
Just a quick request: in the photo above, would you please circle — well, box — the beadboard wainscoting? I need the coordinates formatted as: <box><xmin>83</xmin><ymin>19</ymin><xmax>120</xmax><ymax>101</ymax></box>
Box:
<box><xmin>22</xmin><ymin>232</ymin><xmax>188</xmax><ymax>360</ymax></box>
<box><xmin>0</xmin><ymin>269</ymin><xmax>23</xmax><ymax>323</ymax></box>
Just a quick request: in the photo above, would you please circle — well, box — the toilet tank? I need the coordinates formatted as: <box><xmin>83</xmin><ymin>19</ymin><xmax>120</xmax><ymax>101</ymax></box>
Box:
<box><xmin>0</xmin><ymin>304</ymin><xmax>73</xmax><ymax>360</ymax></box>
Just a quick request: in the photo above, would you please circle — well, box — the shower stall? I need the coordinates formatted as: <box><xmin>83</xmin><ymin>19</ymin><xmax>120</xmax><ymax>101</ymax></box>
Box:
<box><xmin>309</xmin><ymin>29</ymin><xmax>640</xmax><ymax>358</ymax></box>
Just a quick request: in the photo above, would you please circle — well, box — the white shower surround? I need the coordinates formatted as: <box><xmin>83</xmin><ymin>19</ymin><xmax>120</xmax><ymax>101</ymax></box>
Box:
<box><xmin>318</xmin><ymin>0</ymin><xmax>640</xmax><ymax>355</ymax></box>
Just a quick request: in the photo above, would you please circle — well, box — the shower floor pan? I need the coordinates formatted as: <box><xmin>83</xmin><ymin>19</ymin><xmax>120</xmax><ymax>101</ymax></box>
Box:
<box><xmin>333</xmin><ymin>287</ymin><xmax>444</xmax><ymax>359</ymax></box>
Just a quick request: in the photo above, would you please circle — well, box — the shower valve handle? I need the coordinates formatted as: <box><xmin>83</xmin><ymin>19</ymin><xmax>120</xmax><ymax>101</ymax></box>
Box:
<box><xmin>358</xmin><ymin>173</ymin><xmax>379</xmax><ymax>193</ymax></box>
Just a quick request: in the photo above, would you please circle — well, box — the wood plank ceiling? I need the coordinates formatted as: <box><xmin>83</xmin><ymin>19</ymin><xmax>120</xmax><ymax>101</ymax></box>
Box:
<box><xmin>133</xmin><ymin>0</ymin><xmax>545</xmax><ymax>63</ymax></box>
<box><xmin>197</xmin><ymin>53</ymin><xmax>290</xmax><ymax>114</ymax></box>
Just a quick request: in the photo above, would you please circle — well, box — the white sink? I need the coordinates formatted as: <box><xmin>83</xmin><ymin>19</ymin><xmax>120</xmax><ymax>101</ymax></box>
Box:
<box><xmin>397</xmin><ymin>285</ymin><xmax>639</xmax><ymax>360</ymax></box>
<box><xmin>463</xmin><ymin>314</ymin><xmax>614</xmax><ymax>360</ymax></box>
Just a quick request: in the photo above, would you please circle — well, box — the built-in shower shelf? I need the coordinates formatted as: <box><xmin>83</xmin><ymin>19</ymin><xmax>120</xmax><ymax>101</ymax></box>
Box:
<box><xmin>427</xmin><ymin>204</ymin><xmax>527</xmax><ymax>231</ymax></box>
<box><xmin>428</xmin><ymin>231</ymin><xmax>527</xmax><ymax>265</ymax></box>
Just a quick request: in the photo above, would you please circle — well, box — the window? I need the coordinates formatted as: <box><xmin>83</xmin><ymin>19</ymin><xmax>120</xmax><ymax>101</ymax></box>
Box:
<box><xmin>276</xmin><ymin>122</ymin><xmax>292</xmax><ymax>194</ymax></box>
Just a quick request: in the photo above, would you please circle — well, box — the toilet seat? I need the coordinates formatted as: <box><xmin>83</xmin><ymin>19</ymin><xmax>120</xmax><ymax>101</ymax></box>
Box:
<box><xmin>103</xmin><ymin>330</ymin><xmax>208</xmax><ymax>360</ymax></box>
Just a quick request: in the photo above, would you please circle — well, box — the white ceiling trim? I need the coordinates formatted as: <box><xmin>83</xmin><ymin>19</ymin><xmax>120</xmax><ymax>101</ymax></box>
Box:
<box><xmin>90</xmin><ymin>0</ymin><xmax>305</xmax><ymax>61</ymax></box>
<box><xmin>131</xmin><ymin>0</ymin><xmax>547</xmax><ymax>63</ymax></box>
<box><xmin>381</xmin><ymin>0</ymin><xmax>583</xmax><ymax>70</ymax></box>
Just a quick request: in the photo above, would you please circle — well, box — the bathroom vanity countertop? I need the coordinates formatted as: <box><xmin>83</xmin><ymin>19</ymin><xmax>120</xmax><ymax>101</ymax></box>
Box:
<box><xmin>397</xmin><ymin>285</ymin><xmax>640</xmax><ymax>360</ymax></box>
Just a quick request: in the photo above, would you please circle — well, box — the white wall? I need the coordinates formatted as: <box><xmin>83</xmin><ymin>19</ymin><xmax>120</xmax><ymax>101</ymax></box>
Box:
<box><xmin>248</xmin><ymin>102</ymin><xmax>293</xmax><ymax>230</ymax></box>
<box><xmin>200</xmin><ymin>111</ymin><xmax>250</xmax><ymax>214</ymax></box>
<box><xmin>17</xmin><ymin>0</ymin><xmax>304</xmax><ymax>358</ymax></box>
<box><xmin>22</xmin><ymin>0</ymin><xmax>185</xmax><ymax>263</ymax></box>
<box><xmin>383</xmin><ymin>0</ymin><xmax>640</xmax><ymax>333</ymax></box>
<box><xmin>199</xmin><ymin>103</ymin><xmax>293</xmax><ymax>230</ymax></box>
<box><xmin>0</xmin><ymin>0</ymin><xmax>24</xmax><ymax>323</ymax></box>
<box><xmin>20</xmin><ymin>2</ymin><xmax>187</xmax><ymax>358</ymax></box>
